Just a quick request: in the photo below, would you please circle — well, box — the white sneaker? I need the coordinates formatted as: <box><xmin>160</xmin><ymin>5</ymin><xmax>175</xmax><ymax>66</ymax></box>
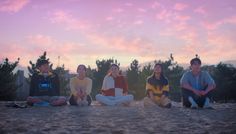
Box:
<box><xmin>188</xmin><ymin>96</ymin><xmax>198</xmax><ymax>109</ymax></box>
<box><xmin>203</xmin><ymin>97</ymin><xmax>211</xmax><ymax>109</ymax></box>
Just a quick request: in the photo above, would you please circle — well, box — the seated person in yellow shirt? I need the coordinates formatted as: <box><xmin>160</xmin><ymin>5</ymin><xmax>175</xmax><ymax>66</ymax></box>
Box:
<box><xmin>143</xmin><ymin>63</ymin><xmax>171</xmax><ymax>108</ymax></box>
<box><xmin>69</xmin><ymin>64</ymin><xmax>92</xmax><ymax>106</ymax></box>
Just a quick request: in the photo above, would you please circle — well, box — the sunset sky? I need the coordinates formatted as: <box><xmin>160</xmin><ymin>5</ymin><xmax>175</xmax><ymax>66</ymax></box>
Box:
<box><xmin>0</xmin><ymin>0</ymin><xmax>236</xmax><ymax>72</ymax></box>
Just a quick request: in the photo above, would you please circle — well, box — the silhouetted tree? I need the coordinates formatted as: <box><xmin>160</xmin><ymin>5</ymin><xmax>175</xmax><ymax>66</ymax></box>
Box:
<box><xmin>126</xmin><ymin>59</ymin><xmax>141</xmax><ymax>99</ymax></box>
<box><xmin>212</xmin><ymin>63</ymin><xmax>236</xmax><ymax>102</ymax></box>
<box><xmin>53</xmin><ymin>65</ymin><xmax>70</xmax><ymax>96</ymax></box>
<box><xmin>0</xmin><ymin>58</ymin><xmax>20</xmax><ymax>100</ymax></box>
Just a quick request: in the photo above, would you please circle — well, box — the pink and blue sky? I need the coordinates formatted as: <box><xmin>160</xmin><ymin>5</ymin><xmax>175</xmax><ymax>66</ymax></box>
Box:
<box><xmin>0</xmin><ymin>0</ymin><xmax>236</xmax><ymax>72</ymax></box>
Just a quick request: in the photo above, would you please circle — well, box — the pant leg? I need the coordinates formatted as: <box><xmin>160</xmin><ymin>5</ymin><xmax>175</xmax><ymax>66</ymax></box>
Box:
<box><xmin>87</xmin><ymin>95</ymin><xmax>92</xmax><ymax>106</ymax></box>
<box><xmin>159</xmin><ymin>95</ymin><xmax>171</xmax><ymax>108</ymax></box>
<box><xmin>70</xmin><ymin>95</ymin><xmax>92</xmax><ymax>106</ymax></box>
<box><xmin>69</xmin><ymin>95</ymin><xmax>78</xmax><ymax>105</ymax></box>
<box><xmin>113</xmin><ymin>95</ymin><xmax>134</xmax><ymax>105</ymax></box>
<box><xmin>143</xmin><ymin>97</ymin><xmax>156</xmax><ymax>107</ymax></box>
<box><xmin>95</xmin><ymin>94</ymin><xmax>116</xmax><ymax>106</ymax></box>
<box><xmin>197</xmin><ymin>90</ymin><xmax>213</xmax><ymax>107</ymax></box>
<box><xmin>182</xmin><ymin>88</ymin><xmax>203</xmax><ymax>107</ymax></box>
<box><xmin>26</xmin><ymin>96</ymin><xmax>43</xmax><ymax>105</ymax></box>
<box><xmin>49</xmin><ymin>96</ymin><xmax>67</xmax><ymax>106</ymax></box>
<box><xmin>182</xmin><ymin>88</ymin><xmax>195</xmax><ymax>107</ymax></box>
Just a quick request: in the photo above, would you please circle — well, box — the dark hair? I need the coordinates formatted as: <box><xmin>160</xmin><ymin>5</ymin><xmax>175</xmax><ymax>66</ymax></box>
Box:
<box><xmin>106</xmin><ymin>64</ymin><xmax>120</xmax><ymax>75</ymax></box>
<box><xmin>110</xmin><ymin>64</ymin><xmax>119</xmax><ymax>69</ymax></box>
<box><xmin>153</xmin><ymin>63</ymin><xmax>164</xmax><ymax>78</ymax></box>
<box><xmin>151</xmin><ymin>63</ymin><xmax>168</xmax><ymax>88</ymax></box>
<box><xmin>77</xmin><ymin>64</ymin><xmax>86</xmax><ymax>72</ymax></box>
<box><xmin>36</xmin><ymin>59</ymin><xmax>49</xmax><ymax>68</ymax></box>
<box><xmin>154</xmin><ymin>63</ymin><xmax>162</xmax><ymax>69</ymax></box>
<box><xmin>190</xmin><ymin>58</ymin><xmax>201</xmax><ymax>65</ymax></box>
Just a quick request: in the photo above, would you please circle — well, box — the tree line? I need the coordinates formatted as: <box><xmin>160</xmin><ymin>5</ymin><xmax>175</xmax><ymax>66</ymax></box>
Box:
<box><xmin>0</xmin><ymin>52</ymin><xmax>236</xmax><ymax>102</ymax></box>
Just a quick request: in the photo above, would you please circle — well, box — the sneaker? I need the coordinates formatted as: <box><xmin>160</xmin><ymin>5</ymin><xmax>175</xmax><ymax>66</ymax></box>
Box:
<box><xmin>203</xmin><ymin>98</ymin><xmax>212</xmax><ymax>109</ymax></box>
<box><xmin>188</xmin><ymin>96</ymin><xmax>198</xmax><ymax>109</ymax></box>
<box><xmin>191</xmin><ymin>104</ymin><xmax>198</xmax><ymax>109</ymax></box>
<box><xmin>5</xmin><ymin>102</ymin><xmax>27</xmax><ymax>108</ymax></box>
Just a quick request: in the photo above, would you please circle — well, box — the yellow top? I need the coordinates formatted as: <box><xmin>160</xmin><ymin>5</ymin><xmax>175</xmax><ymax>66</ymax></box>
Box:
<box><xmin>145</xmin><ymin>76</ymin><xmax>169</xmax><ymax>102</ymax></box>
<box><xmin>69</xmin><ymin>77</ymin><xmax>92</xmax><ymax>96</ymax></box>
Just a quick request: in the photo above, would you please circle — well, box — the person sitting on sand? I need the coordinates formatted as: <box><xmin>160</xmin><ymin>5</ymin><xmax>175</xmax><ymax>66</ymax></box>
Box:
<box><xmin>180</xmin><ymin>57</ymin><xmax>216</xmax><ymax>109</ymax></box>
<box><xmin>96</xmin><ymin>64</ymin><xmax>134</xmax><ymax>106</ymax></box>
<box><xmin>143</xmin><ymin>63</ymin><xmax>171</xmax><ymax>108</ymax></box>
<box><xmin>27</xmin><ymin>59</ymin><xmax>67</xmax><ymax>106</ymax></box>
<box><xmin>69</xmin><ymin>64</ymin><xmax>92</xmax><ymax>106</ymax></box>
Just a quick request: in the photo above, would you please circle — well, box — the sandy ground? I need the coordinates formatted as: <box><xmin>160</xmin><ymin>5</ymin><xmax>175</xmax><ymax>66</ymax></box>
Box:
<box><xmin>0</xmin><ymin>101</ymin><xmax>236</xmax><ymax>134</ymax></box>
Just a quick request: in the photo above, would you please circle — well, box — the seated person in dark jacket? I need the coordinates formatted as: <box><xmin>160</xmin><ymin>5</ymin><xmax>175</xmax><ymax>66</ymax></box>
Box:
<box><xmin>27</xmin><ymin>59</ymin><xmax>67</xmax><ymax>106</ymax></box>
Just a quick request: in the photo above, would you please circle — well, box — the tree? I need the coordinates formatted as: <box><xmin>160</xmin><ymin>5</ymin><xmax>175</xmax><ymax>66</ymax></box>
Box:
<box><xmin>127</xmin><ymin>59</ymin><xmax>139</xmax><ymax>85</ymax></box>
<box><xmin>212</xmin><ymin>63</ymin><xmax>236</xmax><ymax>102</ymax></box>
<box><xmin>126</xmin><ymin>59</ymin><xmax>141</xmax><ymax>99</ymax></box>
<box><xmin>135</xmin><ymin>63</ymin><xmax>153</xmax><ymax>100</ymax></box>
<box><xmin>53</xmin><ymin>65</ymin><xmax>70</xmax><ymax>96</ymax></box>
<box><xmin>0</xmin><ymin>58</ymin><xmax>20</xmax><ymax>100</ymax></box>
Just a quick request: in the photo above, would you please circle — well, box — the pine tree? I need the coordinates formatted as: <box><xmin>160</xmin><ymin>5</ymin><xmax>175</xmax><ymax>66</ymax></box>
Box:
<box><xmin>126</xmin><ymin>59</ymin><xmax>143</xmax><ymax>99</ymax></box>
<box><xmin>0</xmin><ymin>58</ymin><xmax>20</xmax><ymax>100</ymax></box>
<box><xmin>53</xmin><ymin>65</ymin><xmax>70</xmax><ymax>96</ymax></box>
<box><xmin>213</xmin><ymin>63</ymin><xmax>236</xmax><ymax>102</ymax></box>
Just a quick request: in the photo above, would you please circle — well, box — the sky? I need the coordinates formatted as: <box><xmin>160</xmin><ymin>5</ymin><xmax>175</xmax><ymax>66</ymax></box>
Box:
<box><xmin>0</xmin><ymin>0</ymin><xmax>236</xmax><ymax>72</ymax></box>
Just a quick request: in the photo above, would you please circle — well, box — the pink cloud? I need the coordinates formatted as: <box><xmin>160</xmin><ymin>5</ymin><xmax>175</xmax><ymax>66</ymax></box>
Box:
<box><xmin>26</xmin><ymin>34</ymin><xmax>87</xmax><ymax>55</ymax></box>
<box><xmin>137</xmin><ymin>8</ymin><xmax>147</xmax><ymax>13</ymax></box>
<box><xmin>125</xmin><ymin>3</ymin><xmax>133</xmax><ymax>7</ymax></box>
<box><xmin>207</xmin><ymin>31</ymin><xmax>236</xmax><ymax>51</ymax></box>
<box><xmin>157</xmin><ymin>10</ymin><xmax>191</xmax><ymax>32</ymax></box>
<box><xmin>156</xmin><ymin>9</ymin><xmax>172</xmax><ymax>23</ymax></box>
<box><xmin>23</xmin><ymin>33</ymin><xmax>162</xmax><ymax>69</ymax></box>
<box><xmin>134</xmin><ymin>20</ymin><xmax>143</xmax><ymax>25</ymax></box>
<box><xmin>194</xmin><ymin>6</ymin><xmax>207</xmax><ymax>16</ymax></box>
<box><xmin>224</xmin><ymin>16</ymin><xmax>236</xmax><ymax>24</ymax></box>
<box><xmin>0</xmin><ymin>42</ymin><xmax>37</xmax><ymax>67</ymax></box>
<box><xmin>0</xmin><ymin>0</ymin><xmax>29</xmax><ymax>13</ymax></box>
<box><xmin>151</xmin><ymin>1</ymin><xmax>161</xmax><ymax>9</ymax></box>
<box><xmin>174</xmin><ymin>3</ymin><xmax>188</xmax><ymax>11</ymax></box>
<box><xmin>85</xmin><ymin>34</ymin><xmax>156</xmax><ymax>57</ymax></box>
<box><xmin>175</xmin><ymin>14</ymin><xmax>190</xmax><ymax>22</ymax></box>
<box><xmin>50</xmin><ymin>10</ymin><xmax>90</xmax><ymax>31</ymax></box>
<box><xmin>105</xmin><ymin>16</ymin><xmax>114</xmax><ymax>21</ymax></box>
<box><xmin>113</xmin><ymin>8</ymin><xmax>124</xmax><ymax>13</ymax></box>
<box><xmin>179</xmin><ymin>30</ymin><xmax>236</xmax><ymax>64</ymax></box>
<box><xmin>19</xmin><ymin>34</ymin><xmax>100</xmax><ymax>69</ymax></box>
<box><xmin>27</xmin><ymin>34</ymin><xmax>55</xmax><ymax>47</ymax></box>
<box><xmin>205</xmin><ymin>38</ymin><xmax>236</xmax><ymax>62</ymax></box>
<box><xmin>202</xmin><ymin>16</ymin><xmax>236</xmax><ymax>30</ymax></box>
<box><xmin>202</xmin><ymin>21</ymin><xmax>222</xmax><ymax>30</ymax></box>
